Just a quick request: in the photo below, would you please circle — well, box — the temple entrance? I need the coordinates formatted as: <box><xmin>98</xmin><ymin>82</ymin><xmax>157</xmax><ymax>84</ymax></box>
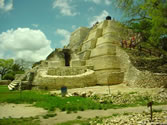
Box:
<box><xmin>63</xmin><ymin>50</ymin><xmax>71</xmax><ymax>66</ymax></box>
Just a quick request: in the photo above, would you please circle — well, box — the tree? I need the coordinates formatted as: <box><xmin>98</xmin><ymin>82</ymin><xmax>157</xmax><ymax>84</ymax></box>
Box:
<box><xmin>12</xmin><ymin>63</ymin><xmax>24</xmax><ymax>74</ymax></box>
<box><xmin>0</xmin><ymin>59</ymin><xmax>13</xmax><ymax>79</ymax></box>
<box><xmin>114</xmin><ymin>0</ymin><xmax>167</xmax><ymax>50</ymax></box>
<box><xmin>0</xmin><ymin>59</ymin><xmax>25</xmax><ymax>80</ymax></box>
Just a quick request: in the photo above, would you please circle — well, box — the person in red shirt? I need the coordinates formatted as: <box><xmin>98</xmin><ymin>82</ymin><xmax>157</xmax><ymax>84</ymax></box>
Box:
<box><xmin>130</xmin><ymin>36</ymin><xmax>136</xmax><ymax>49</ymax></box>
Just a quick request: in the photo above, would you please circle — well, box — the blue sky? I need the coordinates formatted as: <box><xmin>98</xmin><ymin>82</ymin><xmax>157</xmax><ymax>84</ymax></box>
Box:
<box><xmin>0</xmin><ymin>0</ymin><xmax>124</xmax><ymax>61</ymax></box>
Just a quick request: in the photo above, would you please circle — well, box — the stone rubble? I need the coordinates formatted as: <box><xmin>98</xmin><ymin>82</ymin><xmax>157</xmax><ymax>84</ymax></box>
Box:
<box><xmin>52</xmin><ymin>88</ymin><xmax>167</xmax><ymax>105</ymax></box>
<box><xmin>89</xmin><ymin>111</ymin><xmax>167</xmax><ymax>125</ymax></box>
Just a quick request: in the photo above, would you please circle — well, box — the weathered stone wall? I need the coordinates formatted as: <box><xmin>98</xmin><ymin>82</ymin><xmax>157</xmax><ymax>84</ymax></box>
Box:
<box><xmin>47</xmin><ymin>67</ymin><xmax>87</xmax><ymax>76</ymax></box>
<box><xmin>68</xmin><ymin>27</ymin><xmax>90</xmax><ymax>51</ymax></box>
<box><xmin>32</xmin><ymin>69</ymin><xmax>97</xmax><ymax>89</ymax></box>
<box><xmin>84</xmin><ymin>20</ymin><xmax>124</xmax><ymax>85</ymax></box>
<box><xmin>130</xmin><ymin>72</ymin><xmax>167</xmax><ymax>88</ymax></box>
<box><xmin>116</xmin><ymin>46</ymin><xmax>141</xmax><ymax>84</ymax></box>
<box><xmin>117</xmin><ymin>46</ymin><xmax>167</xmax><ymax>88</ymax></box>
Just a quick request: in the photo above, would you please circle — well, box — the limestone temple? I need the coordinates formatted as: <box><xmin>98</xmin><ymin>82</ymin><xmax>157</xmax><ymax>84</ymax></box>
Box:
<box><xmin>8</xmin><ymin>17</ymin><xmax>167</xmax><ymax>90</ymax></box>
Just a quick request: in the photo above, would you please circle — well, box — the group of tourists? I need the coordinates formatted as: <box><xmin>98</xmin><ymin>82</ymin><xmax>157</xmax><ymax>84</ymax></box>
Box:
<box><xmin>121</xmin><ymin>35</ymin><xmax>137</xmax><ymax>49</ymax></box>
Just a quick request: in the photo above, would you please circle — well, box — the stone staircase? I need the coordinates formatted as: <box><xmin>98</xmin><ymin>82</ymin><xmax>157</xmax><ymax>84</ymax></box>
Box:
<box><xmin>8</xmin><ymin>71</ymin><xmax>34</xmax><ymax>91</ymax></box>
<box><xmin>8</xmin><ymin>80</ymin><xmax>21</xmax><ymax>91</ymax></box>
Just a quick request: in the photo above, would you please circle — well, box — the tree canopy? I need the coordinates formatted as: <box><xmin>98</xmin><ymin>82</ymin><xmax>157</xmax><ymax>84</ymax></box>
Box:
<box><xmin>114</xmin><ymin>0</ymin><xmax>167</xmax><ymax>50</ymax></box>
<box><xmin>0</xmin><ymin>59</ymin><xmax>24</xmax><ymax>80</ymax></box>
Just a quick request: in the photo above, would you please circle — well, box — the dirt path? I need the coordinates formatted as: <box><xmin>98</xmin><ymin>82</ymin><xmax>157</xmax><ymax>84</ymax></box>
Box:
<box><xmin>0</xmin><ymin>103</ymin><xmax>47</xmax><ymax>118</ymax></box>
<box><xmin>40</xmin><ymin>105</ymin><xmax>167</xmax><ymax>125</ymax></box>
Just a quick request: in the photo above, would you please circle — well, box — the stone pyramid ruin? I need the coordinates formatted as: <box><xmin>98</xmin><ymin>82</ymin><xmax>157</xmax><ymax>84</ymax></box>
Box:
<box><xmin>8</xmin><ymin>17</ymin><xmax>167</xmax><ymax>90</ymax></box>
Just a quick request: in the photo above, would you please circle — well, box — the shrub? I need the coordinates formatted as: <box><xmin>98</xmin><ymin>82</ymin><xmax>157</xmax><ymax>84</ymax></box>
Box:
<box><xmin>3</xmin><ymin>73</ymin><xmax>15</xmax><ymax>81</ymax></box>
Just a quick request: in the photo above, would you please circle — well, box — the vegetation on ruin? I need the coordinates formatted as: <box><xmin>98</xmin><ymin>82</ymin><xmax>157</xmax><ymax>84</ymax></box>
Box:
<box><xmin>124</xmin><ymin>47</ymin><xmax>167</xmax><ymax>73</ymax></box>
<box><xmin>115</xmin><ymin>0</ymin><xmax>167</xmax><ymax>50</ymax></box>
<box><xmin>115</xmin><ymin>0</ymin><xmax>167</xmax><ymax>72</ymax></box>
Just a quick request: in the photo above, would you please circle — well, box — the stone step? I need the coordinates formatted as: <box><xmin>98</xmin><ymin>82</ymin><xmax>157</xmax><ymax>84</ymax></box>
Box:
<box><xmin>8</xmin><ymin>84</ymin><xmax>15</xmax><ymax>88</ymax></box>
<box><xmin>10</xmin><ymin>82</ymin><xmax>18</xmax><ymax>86</ymax></box>
<box><xmin>8</xmin><ymin>85</ymin><xmax>13</xmax><ymax>91</ymax></box>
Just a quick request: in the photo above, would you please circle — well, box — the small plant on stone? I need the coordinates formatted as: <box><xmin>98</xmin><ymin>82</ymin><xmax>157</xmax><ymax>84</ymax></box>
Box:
<box><xmin>42</xmin><ymin>113</ymin><xmax>57</xmax><ymax>119</ymax></box>
<box><xmin>76</xmin><ymin>116</ymin><xmax>82</xmax><ymax>119</ymax></box>
<box><xmin>66</xmin><ymin>110</ymin><xmax>71</xmax><ymax>114</ymax></box>
<box><xmin>112</xmin><ymin>113</ymin><xmax>120</xmax><ymax>117</ymax></box>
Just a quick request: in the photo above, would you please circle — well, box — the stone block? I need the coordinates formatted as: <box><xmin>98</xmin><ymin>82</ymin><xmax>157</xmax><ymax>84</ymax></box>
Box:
<box><xmin>47</xmin><ymin>67</ymin><xmax>87</xmax><ymax>76</ymax></box>
<box><xmin>71</xmin><ymin>59</ymin><xmax>86</xmax><ymax>67</ymax></box>
<box><xmin>95</xmin><ymin>70</ymin><xmax>124</xmax><ymax>85</ymax></box>
<box><xmin>41</xmin><ymin>61</ymin><xmax>48</xmax><ymax>67</ymax></box>
<box><xmin>48</xmin><ymin>61</ymin><xmax>65</xmax><ymax>68</ymax></box>
<box><xmin>103</xmin><ymin>26</ymin><xmax>117</xmax><ymax>35</ymax></box>
<box><xmin>90</xmin><ymin>44</ymin><xmax>116</xmax><ymax>58</ymax></box>
<box><xmin>87</xmin><ymin>28</ymin><xmax>102</xmax><ymax>40</ymax></box>
<box><xmin>69</xmin><ymin>27</ymin><xmax>89</xmax><ymax>50</ymax></box>
<box><xmin>88</xmin><ymin>55</ymin><xmax>121</xmax><ymax>70</ymax></box>
<box><xmin>81</xmin><ymin>38</ymin><xmax>97</xmax><ymax>51</ymax></box>
<box><xmin>96</xmin><ymin>35</ymin><xmax>118</xmax><ymax>46</ymax></box>
<box><xmin>86</xmin><ymin>65</ymin><xmax>94</xmax><ymax>70</ymax></box>
<box><xmin>97</xmin><ymin>20</ymin><xmax>108</xmax><ymax>29</ymax></box>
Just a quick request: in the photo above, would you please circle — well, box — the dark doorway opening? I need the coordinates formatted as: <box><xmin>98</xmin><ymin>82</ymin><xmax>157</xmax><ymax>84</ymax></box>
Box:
<box><xmin>64</xmin><ymin>52</ymin><xmax>71</xmax><ymax>66</ymax></box>
<box><xmin>106</xmin><ymin>16</ymin><xmax>111</xmax><ymax>20</ymax></box>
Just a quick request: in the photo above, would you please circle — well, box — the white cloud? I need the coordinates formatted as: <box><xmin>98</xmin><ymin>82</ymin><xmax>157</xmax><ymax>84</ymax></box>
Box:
<box><xmin>105</xmin><ymin>0</ymin><xmax>112</xmax><ymax>5</ymax></box>
<box><xmin>85</xmin><ymin>0</ymin><xmax>112</xmax><ymax>5</ymax></box>
<box><xmin>32</xmin><ymin>24</ymin><xmax>39</xmax><ymax>28</ymax></box>
<box><xmin>53</xmin><ymin>0</ymin><xmax>78</xmax><ymax>16</ymax></box>
<box><xmin>0</xmin><ymin>0</ymin><xmax>13</xmax><ymax>12</ymax></box>
<box><xmin>0</xmin><ymin>28</ymin><xmax>53</xmax><ymax>62</ymax></box>
<box><xmin>89</xmin><ymin>10</ymin><xmax>109</xmax><ymax>26</ymax></box>
<box><xmin>56</xmin><ymin>29</ymin><xmax>70</xmax><ymax>46</ymax></box>
<box><xmin>92</xmin><ymin>0</ymin><xmax>101</xmax><ymax>4</ymax></box>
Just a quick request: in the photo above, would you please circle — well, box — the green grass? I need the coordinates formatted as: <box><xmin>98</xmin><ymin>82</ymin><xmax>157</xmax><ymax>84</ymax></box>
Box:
<box><xmin>56</xmin><ymin>119</ymin><xmax>90</xmax><ymax>125</ymax></box>
<box><xmin>0</xmin><ymin>85</ymin><xmax>167</xmax><ymax>112</ymax></box>
<box><xmin>42</xmin><ymin>113</ymin><xmax>57</xmax><ymax>119</ymax></box>
<box><xmin>0</xmin><ymin>117</ymin><xmax>40</xmax><ymax>125</ymax></box>
<box><xmin>0</xmin><ymin>86</ymin><xmax>102</xmax><ymax>111</ymax></box>
<box><xmin>153</xmin><ymin>109</ymin><xmax>163</xmax><ymax>112</ymax></box>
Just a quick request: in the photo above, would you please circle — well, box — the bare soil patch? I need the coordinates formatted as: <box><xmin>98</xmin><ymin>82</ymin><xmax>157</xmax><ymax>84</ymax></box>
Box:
<box><xmin>0</xmin><ymin>103</ymin><xmax>47</xmax><ymax>118</ymax></box>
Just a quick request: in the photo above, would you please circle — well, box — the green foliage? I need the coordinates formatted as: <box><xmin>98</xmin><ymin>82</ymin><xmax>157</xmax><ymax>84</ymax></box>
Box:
<box><xmin>0</xmin><ymin>59</ymin><xmax>25</xmax><ymax>80</ymax></box>
<box><xmin>0</xmin><ymin>86</ymin><xmax>167</xmax><ymax>114</ymax></box>
<box><xmin>76</xmin><ymin>116</ymin><xmax>82</xmax><ymax>119</ymax></box>
<box><xmin>0</xmin><ymin>117</ymin><xmax>40</xmax><ymax>125</ymax></box>
<box><xmin>0</xmin><ymin>59</ymin><xmax>14</xmax><ymax>79</ymax></box>
<box><xmin>0</xmin><ymin>86</ymin><xmax>102</xmax><ymax>111</ymax></box>
<box><xmin>115</xmin><ymin>0</ymin><xmax>167</xmax><ymax>51</ymax></box>
<box><xmin>57</xmin><ymin>120</ymin><xmax>90</xmax><ymax>125</ymax></box>
<box><xmin>2</xmin><ymin>72</ymin><xmax>15</xmax><ymax>80</ymax></box>
<box><xmin>130</xmin><ymin>19</ymin><xmax>152</xmax><ymax>41</ymax></box>
<box><xmin>12</xmin><ymin>63</ymin><xmax>24</xmax><ymax>73</ymax></box>
<box><xmin>42</xmin><ymin>113</ymin><xmax>57</xmax><ymax>119</ymax></box>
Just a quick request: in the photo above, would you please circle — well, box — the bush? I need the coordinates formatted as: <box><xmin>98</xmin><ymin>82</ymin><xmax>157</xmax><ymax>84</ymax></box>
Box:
<box><xmin>3</xmin><ymin>73</ymin><xmax>15</xmax><ymax>81</ymax></box>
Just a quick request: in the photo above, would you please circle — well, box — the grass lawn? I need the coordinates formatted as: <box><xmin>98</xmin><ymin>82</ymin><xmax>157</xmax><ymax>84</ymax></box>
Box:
<box><xmin>0</xmin><ymin>117</ymin><xmax>40</xmax><ymax>125</ymax></box>
<box><xmin>0</xmin><ymin>85</ymin><xmax>166</xmax><ymax>112</ymax></box>
<box><xmin>0</xmin><ymin>85</ymin><xmax>103</xmax><ymax>111</ymax></box>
